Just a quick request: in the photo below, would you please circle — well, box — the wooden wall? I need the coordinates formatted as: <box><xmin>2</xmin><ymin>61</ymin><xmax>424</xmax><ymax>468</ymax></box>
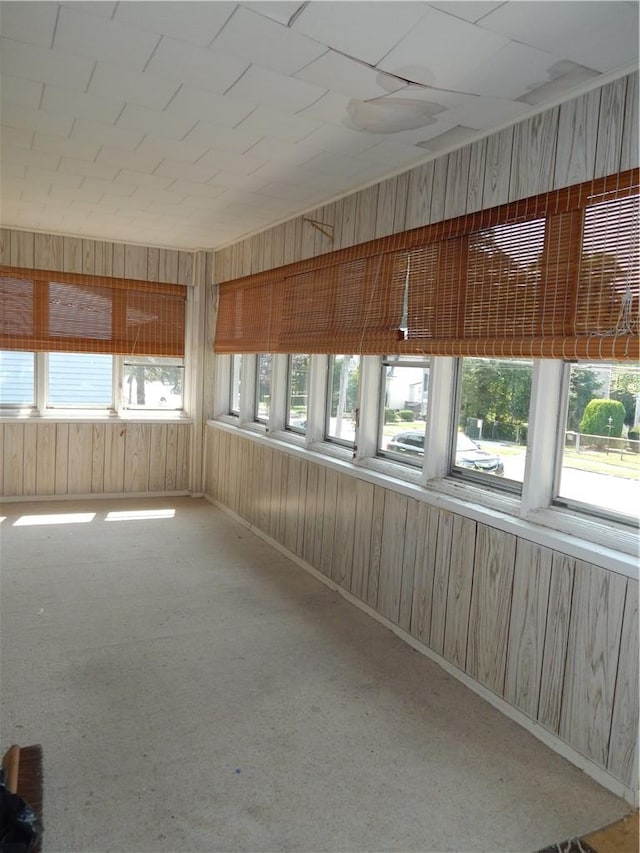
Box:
<box><xmin>0</xmin><ymin>228</ymin><xmax>195</xmax><ymax>284</ymax></box>
<box><xmin>205</xmin><ymin>426</ymin><xmax>639</xmax><ymax>793</ymax></box>
<box><xmin>212</xmin><ymin>72</ymin><xmax>639</xmax><ymax>284</ymax></box>
<box><xmin>1</xmin><ymin>421</ymin><xmax>190</xmax><ymax>497</ymax></box>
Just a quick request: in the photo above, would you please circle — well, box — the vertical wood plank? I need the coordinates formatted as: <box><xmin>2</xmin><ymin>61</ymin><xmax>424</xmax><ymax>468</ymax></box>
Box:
<box><xmin>350</xmin><ymin>478</ymin><xmax>374</xmax><ymax>600</ymax></box>
<box><xmin>366</xmin><ymin>485</ymin><xmax>386</xmax><ymax>609</ymax></box>
<box><xmin>443</xmin><ymin>146</ymin><xmax>471</xmax><ymax>220</ymax></box>
<box><xmin>338</xmin><ymin>194</ymin><xmax>357</xmax><ymax>249</ymax></box>
<box><xmin>398</xmin><ymin>497</ymin><xmax>419</xmax><ymax>632</ymax></box>
<box><xmin>311</xmin><ymin>463</ymin><xmax>326</xmax><ymax>568</ymax></box>
<box><xmin>295</xmin><ymin>460</ymin><xmax>308</xmax><ymax>557</ymax></box>
<box><xmin>269</xmin><ymin>449</ymin><xmax>283</xmax><ymax>541</ymax></box>
<box><xmin>0</xmin><ymin>229</ymin><xmax>10</xmax><ymax>265</ymax></box>
<box><xmin>466</xmin><ymin>138</ymin><xmax>487</xmax><ymax>214</ymax></box>
<box><xmin>91</xmin><ymin>423</ymin><xmax>105</xmax><ymax>493</ymax></box>
<box><xmin>300</xmin><ymin>210</ymin><xmax>317</xmax><ymax>260</ymax></box>
<box><xmin>63</xmin><ymin>236</ymin><xmax>83</xmax><ymax>273</ymax></box>
<box><xmin>34</xmin><ymin>422</ymin><xmax>56</xmax><ymax>495</ymax></box>
<box><xmin>178</xmin><ymin>252</ymin><xmax>193</xmax><ymax>285</ymax></box>
<box><xmin>560</xmin><ymin>562</ymin><xmax>627</xmax><ymax>766</ymax></box>
<box><xmin>429</xmin><ymin>509</ymin><xmax>454</xmax><ymax>655</ymax></box>
<box><xmin>442</xmin><ymin>515</ymin><xmax>477</xmax><ymax>671</ymax></box>
<box><xmin>608</xmin><ymin>580</ymin><xmax>639</xmax><ymax>787</ymax></box>
<box><xmin>125</xmin><ymin>245</ymin><xmax>148</xmax><ymax>280</ymax></box>
<box><xmin>354</xmin><ymin>185</ymin><xmax>379</xmax><ymax>244</ymax></box>
<box><xmin>393</xmin><ymin>171</ymin><xmax>410</xmax><ymax>232</ymax></box>
<box><xmin>54</xmin><ymin>423</ymin><xmax>69</xmax><ymax>495</ymax></box>
<box><xmin>148</xmin><ymin>423</ymin><xmax>167</xmax><ymax>491</ymax></box>
<box><xmin>430</xmin><ymin>155</ymin><xmax>448</xmax><ymax>223</ymax></box>
<box><xmin>34</xmin><ymin>233</ymin><xmax>63</xmax><ymax>270</ymax></box>
<box><xmin>158</xmin><ymin>249</ymin><xmax>179</xmax><ymax>283</ymax></box>
<box><xmin>93</xmin><ymin>241</ymin><xmax>113</xmax><ymax>277</ymax></box>
<box><xmin>510</xmin><ymin>107</ymin><xmax>559</xmax><ymax>201</ymax></box>
<box><xmin>405</xmin><ymin>161</ymin><xmax>435</xmax><ymax>229</ymax></box>
<box><xmin>594</xmin><ymin>79</ymin><xmax>626</xmax><ymax>178</ymax></box>
<box><xmin>22</xmin><ymin>423</ymin><xmax>37</xmax><ymax>496</ymax></box>
<box><xmin>504</xmin><ymin>540</ymin><xmax>553</xmax><ymax>718</ymax></box>
<box><xmin>271</xmin><ymin>224</ymin><xmax>285</xmax><ymax>268</ymax></box>
<box><xmin>320</xmin><ymin>467</ymin><xmax>338</xmax><ymax>578</ymax></box>
<box><xmin>3</xmin><ymin>423</ymin><xmax>24</xmax><ymax>496</ymax></box>
<box><xmin>82</xmin><ymin>239</ymin><xmax>95</xmax><ymax>274</ymax></box>
<box><xmin>258</xmin><ymin>446</ymin><xmax>274</xmax><ymax>536</ymax></box>
<box><xmin>104</xmin><ymin>423</ymin><xmax>126</xmax><ymax>493</ymax></box>
<box><xmin>112</xmin><ymin>242</ymin><xmax>125</xmax><ymax>277</ymax></box>
<box><xmin>375</xmin><ymin>176</ymin><xmax>398</xmax><ymax>238</ymax></box>
<box><xmin>621</xmin><ymin>71</ymin><xmax>639</xmax><ymax>172</ymax></box>
<box><xmin>66</xmin><ymin>423</ymin><xmax>92</xmax><ymax>493</ymax></box>
<box><xmin>553</xmin><ymin>89</ymin><xmax>600</xmax><ymax>188</ymax></box>
<box><xmin>10</xmin><ymin>231</ymin><xmax>35</xmax><ymax>267</ymax></box>
<box><xmin>175</xmin><ymin>423</ymin><xmax>189</xmax><ymax>491</ymax></box>
<box><xmin>376</xmin><ymin>490</ymin><xmax>408</xmax><ymax>622</ymax></box>
<box><xmin>302</xmin><ymin>461</ymin><xmax>319</xmax><ymax>564</ymax></box>
<box><xmin>410</xmin><ymin>502</ymin><xmax>437</xmax><ymax>644</ymax></box>
<box><xmin>123</xmin><ymin>423</ymin><xmax>150</xmax><ymax>492</ymax></box>
<box><xmin>538</xmin><ymin>554</ymin><xmax>576</xmax><ymax>733</ymax></box>
<box><xmin>147</xmin><ymin>247</ymin><xmax>160</xmax><ymax>282</ymax></box>
<box><xmin>164</xmin><ymin>423</ymin><xmax>179</xmax><ymax>491</ymax></box>
<box><xmin>466</xmin><ymin>525</ymin><xmax>517</xmax><ymax>695</ymax></box>
<box><xmin>283</xmin><ymin>455</ymin><xmax>302</xmax><ymax>553</ymax></box>
<box><xmin>483</xmin><ymin>126</ymin><xmax>514</xmax><ymax>208</ymax></box>
<box><xmin>313</xmin><ymin>203</ymin><xmax>336</xmax><ymax>257</ymax></box>
<box><xmin>331</xmin><ymin>473</ymin><xmax>357</xmax><ymax>587</ymax></box>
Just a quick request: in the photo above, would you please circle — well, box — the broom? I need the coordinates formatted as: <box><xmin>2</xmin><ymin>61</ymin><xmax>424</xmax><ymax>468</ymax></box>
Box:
<box><xmin>2</xmin><ymin>744</ymin><xmax>43</xmax><ymax>852</ymax></box>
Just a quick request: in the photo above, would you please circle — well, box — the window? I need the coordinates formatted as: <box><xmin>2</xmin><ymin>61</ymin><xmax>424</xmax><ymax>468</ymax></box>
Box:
<box><xmin>229</xmin><ymin>354</ymin><xmax>242</xmax><ymax>416</ymax></box>
<box><xmin>255</xmin><ymin>354</ymin><xmax>272</xmax><ymax>424</ymax></box>
<box><xmin>122</xmin><ymin>356</ymin><xmax>184</xmax><ymax>410</ymax></box>
<box><xmin>326</xmin><ymin>355</ymin><xmax>360</xmax><ymax>446</ymax></box>
<box><xmin>452</xmin><ymin>358</ymin><xmax>533</xmax><ymax>485</ymax></box>
<box><xmin>48</xmin><ymin>352</ymin><xmax>113</xmax><ymax>408</ymax></box>
<box><xmin>286</xmin><ymin>354</ymin><xmax>310</xmax><ymax>433</ymax></box>
<box><xmin>0</xmin><ymin>351</ymin><xmax>35</xmax><ymax>407</ymax></box>
<box><xmin>379</xmin><ymin>355</ymin><xmax>430</xmax><ymax>465</ymax></box>
<box><xmin>555</xmin><ymin>362</ymin><xmax>640</xmax><ymax>521</ymax></box>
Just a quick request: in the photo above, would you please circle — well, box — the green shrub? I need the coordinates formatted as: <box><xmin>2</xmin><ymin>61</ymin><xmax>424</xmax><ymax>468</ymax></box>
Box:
<box><xmin>384</xmin><ymin>408</ymin><xmax>398</xmax><ymax>424</ymax></box>
<box><xmin>579</xmin><ymin>399</ymin><xmax>625</xmax><ymax>437</ymax></box>
<box><xmin>628</xmin><ymin>425</ymin><xmax>640</xmax><ymax>452</ymax></box>
<box><xmin>398</xmin><ymin>409</ymin><xmax>415</xmax><ymax>422</ymax></box>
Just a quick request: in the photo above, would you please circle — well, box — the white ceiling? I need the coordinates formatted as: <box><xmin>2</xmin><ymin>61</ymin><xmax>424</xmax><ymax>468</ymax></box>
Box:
<box><xmin>0</xmin><ymin>1</ymin><xmax>638</xmax><ymax>251</ymax></box>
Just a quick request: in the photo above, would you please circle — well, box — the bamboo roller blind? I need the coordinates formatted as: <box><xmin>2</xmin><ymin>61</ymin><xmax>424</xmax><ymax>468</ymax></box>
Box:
<box><xmin>0</xmin><ymin>267</ymin><xmax>186</xmax><ymax>357</ymax></box>
<box><xmin>215</xmin><ymin>169</ymin><xmax>639</xmax><ymax>360</ymax></box>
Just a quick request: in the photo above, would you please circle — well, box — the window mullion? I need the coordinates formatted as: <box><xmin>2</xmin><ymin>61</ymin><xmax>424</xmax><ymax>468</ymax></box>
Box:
<box><xmin>354</xmin><ymin>355</ymin><xmax>380</xmax><ymax>461</ymax></box>
<box><xmin>36</xmin><ymin>352</ymin><xmax>47</xmax><ymax>415</ymax></box>
<box><xmin>269</xmin><ymin>354</ymin><xmax>288</xmax><ymax>432</ymax></box>
<box><xmin>421</xmin><ymin>357</ymin><xmax>456</xmax><ymax>484</ymax></box>
<box><xmin>306</xmin><ymin>355</ymin><xmax>328</xmax><ymax>446</ymax></box>
<box><xmin>239</xmin><ymin>354</ymin><xmax>256</xmax><ymax>424</ymax></box>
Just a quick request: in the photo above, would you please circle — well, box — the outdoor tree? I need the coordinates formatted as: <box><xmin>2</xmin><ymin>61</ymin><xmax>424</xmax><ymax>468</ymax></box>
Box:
<box><xmin>610</xmin><ymin>367</ymin><xmax>640</xmax><ymax>426</ymax></box>
<box><xmin>458</xmin><ymin>359</ymin><xmax>531</xmax><ymax>430</ymax></box>
<box><xmin>125</xmin><ymin>359</ymin><xmax>182</xmax><ymax>406</ymax></box>
<box><xmin>567</xmin><ymin>368</ymin><xmax>603</xmax><ymax>431</ymax></box>
<box><xmin>579</xmin><ymin>399</ymin><xmax>625</xmax><ymax>437</ymax></box>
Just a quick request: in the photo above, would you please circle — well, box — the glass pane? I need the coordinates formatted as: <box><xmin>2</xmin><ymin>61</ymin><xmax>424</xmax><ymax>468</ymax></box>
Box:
<box><xmin>0</xmin><ymin>350</ymin><xmax>35</xmax><ymax>405</ymax></box>
<box><xmin>123</xmin><ymin>356</ymin><xmax>183</xmax><ymax>409</ymax></box>
<box><xmin>256</xmin><ymin>354</ymin><xmax>272</xmax><ymax>423</ymax></box>
<box><xmin>379</xmin><ymin>356</ymin><xmax>430</xmax><ymax>464</ymax></box>
<box><xmin>557</xmin><ymin>363</ymin><xmax>640</xmax><ymax>518</ymax></box>
<box><xmin>49</xmin><ymin>352</ymin><xmax>113</xmax><ymax>406</ymax></box>
<box><xmin>286</xmin><ymin>354</ymin><xmax>309</xmax><ymax>432</ymax></box>
<box><xmin>455</xmin><ymin>358</ymin><xmax>533</xmax><ymax>483</ymax></box>
<box><xmin>326</xmin><ymin>355</ymin><xmax>359</xmax><ymax>445</ymax></box>
<box><xmin>229</xmin><ymin>354</ymin><xmax>242</xmax><ymax>415</ymax></box>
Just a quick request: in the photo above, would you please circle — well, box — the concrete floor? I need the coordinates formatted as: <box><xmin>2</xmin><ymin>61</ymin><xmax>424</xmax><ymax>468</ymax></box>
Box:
<box><xmin>0</xmin><ymin>496</ymin><xmax>631</xmax><ymax>853</ymax></box>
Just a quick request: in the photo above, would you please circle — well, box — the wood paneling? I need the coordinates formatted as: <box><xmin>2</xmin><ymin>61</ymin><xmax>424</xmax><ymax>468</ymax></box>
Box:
<box><xmin>429</xmin><ymin>509</ymin><xmax>454</xmax><ymax>655</ymax></box>
<box><xmin>594</xmin><ymin>79</ymin><xmax>626</xmax><ymax>178</ymax></box>
<box><xmin>608</xmin><ymin>580</ymin><xmax>639</xmax><ymax>787</ymax></box>
<box><xmin>483</xmin><ymin>126</ymin><xmax>513</xmax><ymax>207</ymax></box>
<box><xmin>398</xmin><ymin>498</ymin><xmax>419</xmax><ymax>632</ymax></box>
<box><xmin>377</xmin><ymin>489</ymin><xmax>408</xmax><ymax>622</ymax></box>
<box><xmin>350</xmin><ymin>479</ymin><xmax>374</xmax><ymax>601</ymax></box>
<box><xmin>442</xmin><ymin>515</ymin><xmax>476</xmax><ymax>671</ymax></box>
<box><xmin>35</xmin><ymin>422</ymin><xmax>56</xmax><ymax>496</ymax></box>
<box><xmin>332</xmin><ymin>474</ymin><xmax>357</xmax><ymax>588</ymax></box>
<box><xmin>560</xmin><ymin>562</ymin><xmax>627</xmax><ymax>766</ymax></box>
<box><xmin>366</xmin><ymin>486</ymin><xmax>385</xmax><ymax>609</ymax></box>
<box><xmin>554</xmin><ymin>89</ymin><xmax>600</xmax><ymax>188</ymax></box>
<box><xmin>444</xmin><ymin>146</ymin><xmax>471</xmax><ymax>220</ymax></box>
<box><xmin>410</xmin><ymin>502</ymin><xmax>437</xmax><ymax>645</ymax></box>
<box><xmin>405</xmin><ymin>161</ymin><xmax>435</xmax><ymax>230</ymax></box>
<box><xmin>22</xmin><ymin>423</ymin><xmax>37</xmax><ymax>496</ymax></box>
<box><xmin>34</xmin><ymin>233</ymin><xmax>63</xmax><ymax>270</ymax></box>
<box><xmin>67</xmin><ymin>422</ymin><xmax>93</xmax><ymax>494</ymax></box>
<box><xmin>510</xmin><ymin>108</ymin><xmax>559</xmax><ymax>200</ymax></box>
<box><xmin>621</xmin><ymin>71</ymin><xmax>639</xmax><ymax>172</ymax></box>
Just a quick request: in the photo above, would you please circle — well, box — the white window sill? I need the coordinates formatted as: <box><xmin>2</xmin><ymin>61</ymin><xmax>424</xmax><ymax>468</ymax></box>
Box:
<box><xmin>1</xmin><ymin>410</ymin><xmax>192</xmax><ymax>424</ymax></box>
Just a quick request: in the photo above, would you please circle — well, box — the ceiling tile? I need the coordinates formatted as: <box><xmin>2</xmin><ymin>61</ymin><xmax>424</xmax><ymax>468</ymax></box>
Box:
<box><xmin>153</xmin><ymin>160</ymin><xmax>219</xmax><ymax>183</ymax></box>
<box><xmin>115</xmin><ymin>171</ymin><xmax>176</xmax><ymax>191</ymax></box>
<box><xmin>519</xmin><ymin>64</ymin><xmax>601</xmax><ymax>107</ymax></box>
<box><xmin>212</xmin><ymin>6</ymin><xmax>326</xmax><ymax>75</ymax></box>
<box><xmin>165</xmin><ymin>86</ymin><xmax>255</xmax><ymax>127</ymax></box>
<box><xmin>0</xmin><ymin>1</ymin><xmax>59</xmax><ymax>48</ymax></box>
<box><xmin>208</xmin><ymin>171</ymin><xmax>268</xmax><ymax>190</ymax></box>
<box><xmin>0</xmin><ymin>126</ymin><xmax>33</xmax><ymax>149</ymax></box>
<box><xmin>292</xmin><ymin>1</ymin><xmax>431</xmax><ymax>65</ymax></box>
<box><xmin>225</xmin><ymin>65</ymin><xmax>327</xmax><ymax>114</ymax></box>
<box><xmin>113</xmin><ymin>1</ymin><xmax>235</xmax><ymax>46</ymax></box>
<box><xmin>41</xmin><ymin>85</ymin><xmax>125</xmax><ymax>124</ymax></box>
<box><xmin>88</xmin><ymin>63</ymin><xmax>181</xmax><ymax>111</ymax></box>
<box><xmin>0</xmin><ymin>75</ymin><xmax>43</xmax><ymax>109</ymax></box>
<box><xmin>145</xmin><ymin>37</ymin><xmax>249</xmax><ymax>94</ymax></box>
<box><xmin>428</xmin><ymin>2</ymin><xmax>506</xmax><ymax>24</ymax></box>
<box><xmin>479</xmin><ymin>2</ymin><xmax>639</xmax><ymax>72</ymax></box>
<box><xmin>242</xmin><ymin>137</ymin><xmax>321</xmax><ymax>166</ymax></box>
<box><xmin>95</xmin><ymin>147</ymin><xmax>163</xmax><ymax>173</ymax></box>
<box><xmin>446</xmin><ymin>96</ymin><xmax>530</xmax><ymax>130</ymax></box>
<box><xmin>378</xmin><ymin>7</ymin><xmax>510</xmax><ymax>91</ymax></box>
<box><xmin>241</xmin><ymin>3</ymin><xmax>305</xmax><ymax>27</ymax></box>
<box><xmin>82</xmin><ymin>178</ymin><xmax>137</xmax><ymax>198</ymax></box>
<box><xmin>194</xmin><ymin>148</ymin><xmax>268</xmax><ymax>175</ymax></box>
<box><xmin>458</xmin><ymin>41</ymin><xmax>563</xmax><ymax>100</ymax></box>
<box><xmin>357</xmin><ymin>139</ymin><xmax>427</xmax><ymax>166</ymax></box>
<box><xmin>32</xmin><ymin>132</ymin><xmax>101</xmax><ymax>161</ymax></box>
<box><xmin>115</xmin><ymin>103</ymin><xmax>197</xmax><ymax>141</ymax></box>
<box><xmin>181</xmin><ymin>121</ymin><xmax>262</xmax><ymax>153</ymax></box>
<box><xmin>2</xmin><ymin>103</ymin><xmax>73</xmax><ymax>137</ymax></box>
<box><xmin>295</xmin><ymin>50</ymin><xmax>406</xmax><ymax>100</ymax></box>
<box><xmin>59</xmin><ymin>2</ymin><xmax>118</xmax><ymax>19</ymax></box>
<box><xmin>0</xmin><ymin>37</ymin><xmax>95</xmax><ymax>91</ymax></box>
<box><xmin>234</xmin><ymin>106</ymin><xmax>321</xmax><ymax>143</ymax></box>
<box><xmin>298</xmin><ymin>124</ymin><xmax>382</xmax><ymax>157</ymax></box>
<box><xmin>49</xmin><ymin>185</ymin><xmax>103</xmax><ymax>203</ymax></box>
<box><xmin>255</xmin><ymin>181</ymin><xmax>317</xmax><ymax>202</ymax></box>
<box><xmin>2</xmin><ymin>145</ymin><xmax>60</xmax><ymax>171</ymax></box>
<box><xmin>53</xmin><ymin>6</ymin><xmax>161</xmax><ymax>73</ymax></box>
<box><xmin>25</xmin><ymin>167</ymin><xmax>83</xmax><ymax>188</ymax></box>
<box><xmin>167</xmin><ymin>180</ymin><xmax>228</xmax><ymax>199</ymax></box>
<box><xmin>70</xmin><ymin>120</ymin><xmax>145</xmax><ymax>152</ymax></box>
<box><xmin>417</xmin><ymin>124</ymin><xmax>476</xmax><ymax>152</ymax></box>
<box><xmin>58</xmin><ymin>158</ymin><xmax>120</xmax><ymax>181</ymax></box>
<box><xmin>300</xmin><ymin>150</ymin><xmax>373</xmax><ymax>179</ymax></box>
<box><xmin>135</xmin><ymin>136</ymin><xmax>211</xmax><ymax>165</ymax></box>
<box><xmin>1</xmin><ymin>163</ymin><xmax>26</xmax><ymax>179</ymax></box>
<box><xmin>296</xmin><ymin>91</ymin><xmax>353</xmax><ymax>125</ymax></box>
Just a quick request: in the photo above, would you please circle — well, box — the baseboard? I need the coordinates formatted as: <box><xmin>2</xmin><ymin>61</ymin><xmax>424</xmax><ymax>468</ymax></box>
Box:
<box><xmin>205</xmin><ymin>493</ymin><xmax>639</xmax><ymax>809</ymax></box>
<box><xmin>1</xmin><ymin>490</ymin><xmax>192</xmax><ymax>503</ymax></box>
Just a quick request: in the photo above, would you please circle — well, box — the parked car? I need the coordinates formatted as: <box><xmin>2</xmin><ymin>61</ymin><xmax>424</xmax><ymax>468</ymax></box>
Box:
<box><xmin>386</xmin><ymin>430</ymin><xmax>504</xmax><ymax>476</ymax></box>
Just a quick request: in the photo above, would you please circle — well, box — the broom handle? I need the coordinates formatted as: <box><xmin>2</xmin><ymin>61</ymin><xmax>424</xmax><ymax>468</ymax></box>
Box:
<box><xmin>2</xmin><ymin>745</ymin><xmax>20</xmax><ymax>793</ymax></box>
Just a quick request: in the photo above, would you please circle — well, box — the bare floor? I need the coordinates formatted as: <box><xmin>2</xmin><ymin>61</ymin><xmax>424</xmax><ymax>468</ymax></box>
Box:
<box><xmin>0</xmin><ymin>497</ymin><xmax>630</xmax><ymax>853</ymax></box>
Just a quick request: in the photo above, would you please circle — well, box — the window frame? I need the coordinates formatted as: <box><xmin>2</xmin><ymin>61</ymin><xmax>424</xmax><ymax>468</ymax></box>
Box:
<box><xmin>324</xmin><ymin>354</ymin><xmax>360</xmax><ymax>449</ymax></box>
